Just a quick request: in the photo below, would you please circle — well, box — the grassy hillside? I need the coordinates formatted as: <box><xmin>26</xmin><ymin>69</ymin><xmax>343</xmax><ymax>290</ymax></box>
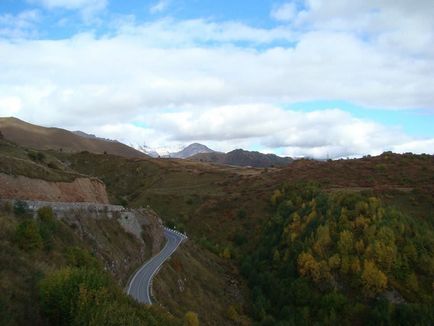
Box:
<box><xmin>0</xmin><ymin>204</ymin><xmax>179</xmax><ymax>326</ymax></box>
<box><xmin>59</xmin><ymin>151</ymin><xmax>434</xmax><ymax>247</ymax></box>
<box><xmin>2</xmin><ymin>136</ymin><xmax>433</xmax><ymax>325</ymax></box>
<box><xmin>55</xmin><ymin>150</ymin><xmax>433</xmax><ymax>325</ymax></box>
<box><xmin>0</xmin><ymin>138</ymin><xmax>81</xmax><ymax>182</ymax></box>
<box><xmin>0</xmin><ymin>117</ymin><xmax>146</xmax><ymax>158</ymax></box>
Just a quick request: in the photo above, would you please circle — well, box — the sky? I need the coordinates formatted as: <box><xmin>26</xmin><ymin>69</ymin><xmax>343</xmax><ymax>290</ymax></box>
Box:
<box><xmin>0</xmin><ymin>0</ymin><xmax>433</xmax><ymax>158</ymax></box>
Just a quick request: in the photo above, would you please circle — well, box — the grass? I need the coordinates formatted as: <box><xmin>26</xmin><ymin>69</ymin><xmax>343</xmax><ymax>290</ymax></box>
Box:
<box><xmin>0</xmin><ymin>139</ymin><xmax>81</xmax><ymax>182</ymax></box>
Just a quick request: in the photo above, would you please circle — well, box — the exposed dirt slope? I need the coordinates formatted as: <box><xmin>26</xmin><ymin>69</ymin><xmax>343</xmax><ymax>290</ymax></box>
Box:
<box><xmin>0</xmin><ymin>173</ymin><xmax>109</xmax><ymax>203</ymax></box>
<box><xmin>0</xmin><ymin>117</ymin><xmax>146</xmax><ymax>158</ymax></box>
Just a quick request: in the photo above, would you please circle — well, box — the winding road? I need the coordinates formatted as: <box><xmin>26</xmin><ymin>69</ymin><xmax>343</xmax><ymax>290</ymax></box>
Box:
<box><xmin>127</xmin><ymin>227</ymin><xmax>187</xmax><ymax>304</ymax></box>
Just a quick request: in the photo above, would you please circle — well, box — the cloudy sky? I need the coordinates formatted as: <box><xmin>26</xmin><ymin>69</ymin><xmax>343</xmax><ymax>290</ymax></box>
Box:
<box><xmin>0</xmin><ymin>0</ymin><xmax>433</xmax><ymax>158</ymax></box>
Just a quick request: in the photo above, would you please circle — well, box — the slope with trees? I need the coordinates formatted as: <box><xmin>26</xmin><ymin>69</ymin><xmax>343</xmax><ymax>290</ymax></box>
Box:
<box><xmin>241</xmin><ymin>183</ymin><xmax>434</xmax><ymax>325</ymax></box>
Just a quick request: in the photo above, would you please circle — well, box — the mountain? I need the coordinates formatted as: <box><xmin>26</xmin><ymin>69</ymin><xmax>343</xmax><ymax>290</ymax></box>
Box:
<box><xmin>191</xmin><ymin>148</ymin><xmax>293</xmax><ymax>167</ymax></box>
<box><xmin>137</xmin><ymin>144</ymin><xmax>160</xmax><ymax>158</ymax></box>
<box><xmin>0</xmin><ymin>117</ymin><xmax>147</xmax><ymax>158</ymax></box>
<box><xmin>169</xmin><ymin>143</ymin><xmax>215</xmax><ymax>158</ymax></box>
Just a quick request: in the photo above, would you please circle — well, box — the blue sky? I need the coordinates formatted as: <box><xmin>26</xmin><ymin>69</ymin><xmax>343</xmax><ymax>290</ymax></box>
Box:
<box><xmin>0</xmin><ymin>0</ymin><xmax>433</xmax><ymax>157</ymax></box>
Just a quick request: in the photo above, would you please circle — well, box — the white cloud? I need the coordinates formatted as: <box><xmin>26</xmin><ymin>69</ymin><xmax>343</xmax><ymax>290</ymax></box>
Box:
<box><xmin>150</xmin><ymin>0</ymin><xmax>171</xmax><ymax>14</ymax></box>
<box><xmin>148</xmin><ymin>105</ymin><xmax>416</xmax><ymax>158</ymax></box>
<box><xmin>271</xmin><ymin>2</ymin><xmax>298</xmax><ymax>22</ymax></box>
<box><xmin>74</xmin><ymin>104</ymin><xmax>433</xmax><ymax>159</ymax></box>
<box><xmin>392</xmin><ymin>139</ymin><xmax>434</xmax><ymax>155</ymax></box>
<box><xmin>28</xmin><ymin>0</ymin><xmax>107</xmax><ymax>16</ymax></box>
<box><xmin>0</xmin><ymin>96</ymin><xmax>22</xmax><ymax>116</ymax></box>
<box><xmin>0</xmin><ymin>1</ymin><xmax>433</xmax><ymax>158</ymax></box>
<box><xmin>0</xmin><ymin>10</ymin><xmax>40</xmax><ymax>38</ymax></box>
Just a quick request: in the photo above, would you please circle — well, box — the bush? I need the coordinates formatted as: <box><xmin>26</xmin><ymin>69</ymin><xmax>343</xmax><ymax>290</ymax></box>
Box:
<box><xmin>14</xmin><ymin>200</ymin><xmax>29</xmax><ymax>217</ymax></box>
<box><xmin>15</xmin><ymin>220</ymin><xmax>43</xmax><ymax>252</ymax></box>
<box><xmin>184</xmin><ymin>311</ymin><xmax>199</xmax><ymax>326</ymax></box>
<box><xmin>38</xmin><ymin>207</ymin><xmax>57</xmax><ymax>250</ymax></box>
<box><xmin>47</xmin><ymin>162</ymin><xmax>59</xmax><ymax>170</ymax></box>
<box><xmin>28</xmin><ymin>151</ymin><xmax>45</xmax><ymax>162</ymax></box>
<box><xmin>65</xmin><ymin>247</ymin><xmax>100</xmax><ymax>269</ymax></box>
<box><xmin>39</xmin><ymin>267</ymin><xmax>177</xmax><ymax>326</ymax></box>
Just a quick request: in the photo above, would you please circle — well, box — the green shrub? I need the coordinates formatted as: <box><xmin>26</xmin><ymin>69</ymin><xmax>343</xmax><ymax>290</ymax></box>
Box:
<box><xmin>65</xmin><ymin>247</ymin><xmax>100</xmax><ymax>269</ymax></box>
<box><xmin>15</xmin><ymin>220</ymin><xmax>43</xmax><ymax>251</ymax></box>
<box><xmin>28</xmin><ymin>151</ymin><xmax>45</xmax><ymax>162</ymax></box>
<box><xmin>13</xmin><ymin>200</ymin><xmax>29</xmax><ymax>217</ymax></box>
<box><xmin>38</xmin><ymin>207</ymin><xmax>57</xmax><ymax>250</ymax></box>
<box><xmin>39</xmin><ymin>267</ymin><xmax>178</xmax><ymax>326</ymax></box>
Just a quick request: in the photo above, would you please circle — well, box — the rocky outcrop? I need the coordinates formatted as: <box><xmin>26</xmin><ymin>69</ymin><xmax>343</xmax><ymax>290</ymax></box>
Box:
<box><xmin>0</xmin><ymin>173</ymin><xmax>109</xmax><ymax>203</ymax></box>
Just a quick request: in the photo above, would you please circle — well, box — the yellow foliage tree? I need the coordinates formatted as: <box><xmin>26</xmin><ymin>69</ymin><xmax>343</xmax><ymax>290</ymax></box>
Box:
<box><xmin>350</xmin><ymin>257</ymin><xmax>361</xmax><ymax>274</ymax></box>
<box><xmin>355</xmin><ymin>239</ymin><xmax>365</xmax><ymax>255</ymax></box>
<box><xmin>220</xmin><ymin>247</ymin><xmax>231</xmax><ymax>259</ymax></box>
<box><xmin>361</xmin><ymin>260</ymin><xmax>387</xmax><ymax>297</ymax></box>
<box><xmin>271</xmin><ymin>189</ymin><xmax>282</xmax><ymax>206</ymax></box>
<box><xmin>184</xmin><ymin>311</ymin><xmax>199</xmax><ymax>326</ymax></box>
<box><xmin>328</xmin><ymin>254</ymin><xmax>341</xmax><ymax>270</ymax></box>
<box><xmin>298</xmin><ymin>252</ymin><xmax>320</xmax><ymax>282</ymax></box>
<box><xmin>337</xmin><ymin>230</ymin><xmax>353</xmax><ymax>255</ymax></box>
<box><xmin>313</xmin><ymin>224</ymin><xmax>331</xmax><ymax>257</ymax></box>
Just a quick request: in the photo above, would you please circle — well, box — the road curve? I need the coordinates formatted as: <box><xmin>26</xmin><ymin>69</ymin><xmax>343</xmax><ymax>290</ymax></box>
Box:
<box><xmin>127</xmin><ymin>227</ymin><xmax>187</xmax><ymax>304</ymax></box>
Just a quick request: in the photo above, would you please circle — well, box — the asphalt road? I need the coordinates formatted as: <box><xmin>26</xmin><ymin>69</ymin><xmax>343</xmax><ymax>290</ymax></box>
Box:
<box><xmin>127</xmin><ymin>227</ymin><xmax>186</xmax><ymax>304</ymax></box>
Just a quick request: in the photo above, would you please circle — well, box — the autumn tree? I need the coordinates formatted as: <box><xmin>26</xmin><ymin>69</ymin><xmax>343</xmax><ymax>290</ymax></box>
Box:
<box><xmin>184</xmin><ymin>311</ymin><xmax>199</xmax><ymax>326</ymax></box>
<box><xmin>361</xmin><ymin>260</ymin><xmax>387</xmax><ymax>297</ymax></box>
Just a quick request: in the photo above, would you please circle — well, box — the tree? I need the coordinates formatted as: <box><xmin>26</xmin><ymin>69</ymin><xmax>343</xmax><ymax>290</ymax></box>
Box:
<box><xmin>361</xmin><ymin>260</ymin><xmax>387</xmax><ymax>297</ymax></box>
<box><xmin>314</xmin><ymin>224</ymin><xmax>331</xmax><ymax>256</ymax></box>
<box><xmin>15</xmin><ymin>220</ymin><xmax>43</xmax><ymax>251</ymax></box>
<box><xmin>337</xmin><ymin>230</ymin><xmax>353</xmax><ymax>255</ymax></box>
<box><xmin>271</xmin><ymin>189</ymin><xmax>283</xmax><ymax>206</ymax></box>
<box><xmin>184</xmin><ymin>311</ymin><xmax>199</xmax><ymax>326</ymax></box>
<box><xmin>298</xmin><ymin>252</ymin><xmax>320</xmax><ymax>282</ymax></box>
<box><xmin>37</xmin><ymin>207</ymin><xmax>57</xmax><ymax>250</ymax></box>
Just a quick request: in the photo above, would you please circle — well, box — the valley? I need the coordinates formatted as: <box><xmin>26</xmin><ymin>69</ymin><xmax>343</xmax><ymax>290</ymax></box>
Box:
<box><xmin>0</xmin><ymin>121</ymin><xmax>433</xmax><ymax>325</ymax></box>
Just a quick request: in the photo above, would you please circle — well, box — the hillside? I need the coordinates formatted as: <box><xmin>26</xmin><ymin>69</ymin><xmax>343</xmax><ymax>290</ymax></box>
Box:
<box><xmin>0</xmin><ymin>139</ymin><xmax>250</xmax><ymax>325</ymax></box>
<box><xmin>242</xmin><ymin>183</ymin><xmax>434</xmax><ymax>324</ymax></box>
<box><xmin>191</xmin><ymin>148</ymin><xmax>293</xmax><ymax>168</ymax></box>
<box><xmin>170</xmin><ymin>143</ymin><xmax>216</xmax><ymax>159</ymax></box>
<box><xmin>1</xmin><ymin>124</ymin><xmax>433</xmax><ymax>325</ymax></box>
<box><xmin>0</xmin><ymin>204</ymin><xmax>179</xmax><ymax>325</ymax></box>
<box><xmin>0</xmin><ymin>117</ymin><xmax>146</xmax><ymax>158</ymax></box>
<box><xmin>58</xmin><ymin>149</ymin><xmax>433</xmax><ymax>323</ymax></box>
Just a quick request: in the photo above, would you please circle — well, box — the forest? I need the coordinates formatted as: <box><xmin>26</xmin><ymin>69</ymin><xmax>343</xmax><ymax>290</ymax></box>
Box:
<box><xmin>241</xmin><ymin>183</ymin><xmax>434</xmax><ymax>325</ymax></box>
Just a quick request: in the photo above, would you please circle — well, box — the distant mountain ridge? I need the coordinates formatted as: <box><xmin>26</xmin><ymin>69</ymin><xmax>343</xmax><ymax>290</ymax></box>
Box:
<box><xmin>191</xmin><ymin>148</ymin><xmax>293</xmax><ymax>168</ymax></box>
<box><xmin>0</xmin><ymin>117</ymin><xmax>147</xmax><ymax>158</ymax></box>
<box><xmin>169</xmin><ymin>143</ymin><xmax>216</xmax><ymax>158</ymax></box>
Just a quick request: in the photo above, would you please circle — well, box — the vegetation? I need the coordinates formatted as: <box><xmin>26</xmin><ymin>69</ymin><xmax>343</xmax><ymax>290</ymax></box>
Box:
<box><xmin>1</xmin><ymin>132</ymin><xmax>434</xmax><ymax>326</ymax></box>
<box><xmin>0</xmin><ymin>206</ymin><xmax>180</xmax><ymax>325</ymax></box>
<box><xmin>241</xmin><ymin>183</ymin><xmax>434</xmax><ymax>325</ymax></box>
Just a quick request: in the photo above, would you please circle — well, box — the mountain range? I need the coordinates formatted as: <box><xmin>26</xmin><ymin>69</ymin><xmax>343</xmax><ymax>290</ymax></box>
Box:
<box><xmin>168</xmin><ymin>143</ymin><xmax>215</xmax><ymax>159</ymax></box>
<box><xmin>0</xmin><ymin>117</ymin><xmax>294</xmax><ymax>167</ymax></box>
<box><xmin>191</xmin><ymin>148</ymin><xmax>293</xmax><ymax>168</ymax></box>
